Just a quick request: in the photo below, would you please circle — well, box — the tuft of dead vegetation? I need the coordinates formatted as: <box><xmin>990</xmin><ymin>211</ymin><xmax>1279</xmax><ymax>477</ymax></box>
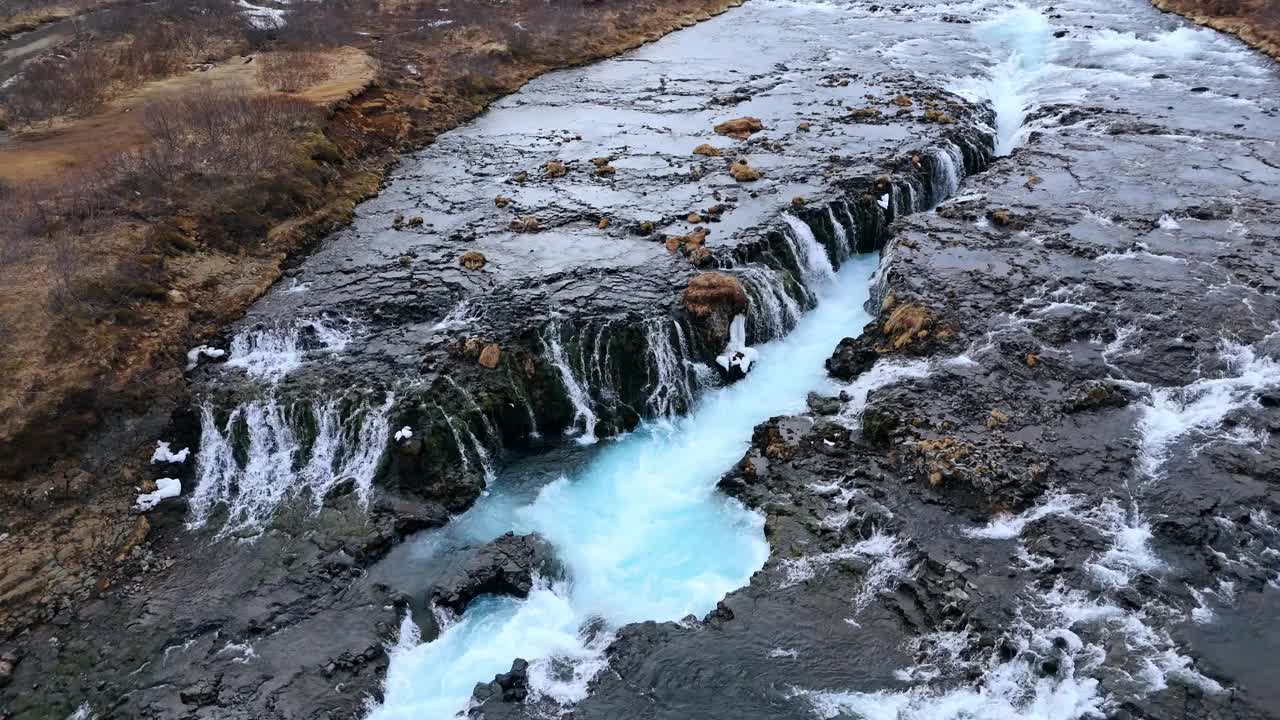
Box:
<box><xmin>257</xmin><ymin>50</ymin><xmax>335</xmax><ymax>92</ymax></box>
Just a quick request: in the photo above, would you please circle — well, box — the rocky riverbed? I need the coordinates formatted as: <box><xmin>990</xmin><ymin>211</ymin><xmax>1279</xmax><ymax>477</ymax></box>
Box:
<box><xmin>472</xmin><ymin>2</ymin><xmax>1280</xmax><ymax>720</ymax></box>
<box><xmin>4</xmin><ymin>0</ymin><xmax>1280</xmax><ymax>718</ymax></box>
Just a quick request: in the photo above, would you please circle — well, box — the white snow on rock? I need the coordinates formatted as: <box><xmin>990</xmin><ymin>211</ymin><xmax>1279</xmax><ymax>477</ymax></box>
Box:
<box><xmin>151</xmin><ymin>441</ymin><xmax>191</xmax><ymax>464</ymax></box>
<box><xmin>136</xmin><ymin>478</ymin><xmax>182</xmax><ymax>511</ymax></box>
<box><xmin>238</xmin><ymin>0</ymin><xmax>285</xmax><ymax>28</ymax></box>
<box><xmin>186</xmin><ymin>345</ymin><xmax>226</xmax><ymax>370</ymax></box>
<box><xmin>716</xmin><ymin>315</ymin><xmax>758</xmax><ymax>375</ymax></box>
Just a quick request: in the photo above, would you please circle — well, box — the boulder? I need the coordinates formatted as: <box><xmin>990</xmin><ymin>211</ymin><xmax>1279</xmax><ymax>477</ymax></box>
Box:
<box><xmin>826</xmin><ymin>336</ymin><xmax>878</xmax><ymax>381</ymax></box>
<box><xmin>681</xmin><ymin>272</ymin><xmax>749</xmax><ymax>349</ymax></box>
<box><xmin>510</xmin><ymin>216</ymin><xmax>541</xmax><ymax>233</ymax></box>
<box><xmin>665</xmin><ymin>226</ymin><xmax>708</xmax><ymax>254</ymax></box>
<box><xmin>459</xmin><ymin>250</ymin><xmax>487</xmax><ymax>271</ymax></box>
<box><xmin>470</xmin><ymin>658</ymin><xmax>530</xmax><ymax>708</ymax></box>
<box><xmin>429</xmin><ymin>532</ymin><xmax>561</xmax><ymax>614</ymax></box>
<box><xmin>478</xmin><ymin>344</ymin><xmax>501</xmax><ymax>369</ymax></box>
<box><xmin>923</xmin><ymin>108</ymin><xmax>955</xmax><ymax>124</ymax></box>
<box><xmin>728</xmin><ymin>160</ymin><xmax>762</xmax><ymax>182</ymax></box>
<box><xmin>0</xmin><ymin>652</ymin><xmax>17</xmax><ymax>689</ymax></box>
<box><xmin>714</xmin><ymin>116</ymin><xmax>764</xmax><ymax>139</ymax></box>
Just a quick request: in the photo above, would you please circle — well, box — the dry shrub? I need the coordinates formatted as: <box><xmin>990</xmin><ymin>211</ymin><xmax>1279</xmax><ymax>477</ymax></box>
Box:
<box><xmin>0</xmin><ymin>0</ymin><xmax>244</xmax><ymax>127</ymax></box>
<box><xmin>124</xmin><ymin>84</ymin><xmax>319</xmax><ymax>189</ymax></box>
<box><xmin>276</xmin><ymin>0</ymin><xmax>361</xmax><ymax>47</ymax></box>
<box><xmin>256</xmin><ymin>50</ymin><xmax>335</xmax><ymax>92</ymax></box>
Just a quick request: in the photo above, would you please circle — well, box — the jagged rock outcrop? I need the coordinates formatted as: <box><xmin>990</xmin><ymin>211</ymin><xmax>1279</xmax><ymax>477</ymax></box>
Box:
<box><xmin>430</xmin><ymin>532</ymin><xmax>562</xmax><ymax>614</ymax></box>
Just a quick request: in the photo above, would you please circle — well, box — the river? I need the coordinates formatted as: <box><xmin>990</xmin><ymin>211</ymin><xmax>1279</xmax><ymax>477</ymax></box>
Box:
<box><xmin>14</xmin><ymin>0</ymin><xmax>1280</xmax><ymax>718</ymax></box>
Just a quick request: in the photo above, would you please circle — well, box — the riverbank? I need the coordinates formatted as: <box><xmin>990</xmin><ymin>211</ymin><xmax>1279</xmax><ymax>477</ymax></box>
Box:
<box><xmin>1152</xmin><ymin>0</ymin><xmax>1280</xmax><ymax>60</ymax></box>
<box><xmin>0</xmin><ymin>0</ymin><xmax>744</xmax><ymax>648</ymax></box>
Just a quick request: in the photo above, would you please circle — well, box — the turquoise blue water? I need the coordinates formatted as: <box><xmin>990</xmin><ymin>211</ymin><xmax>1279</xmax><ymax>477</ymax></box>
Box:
<box><xmin>369</xmin><ymin>253</ymin><xmax>879</xmax><ymax>720</ymax></box>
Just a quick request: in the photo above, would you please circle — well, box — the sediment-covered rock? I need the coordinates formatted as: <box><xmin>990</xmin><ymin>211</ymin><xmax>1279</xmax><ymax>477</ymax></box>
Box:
<box><xmin>681</xmin><ymin>272</ymin><xmax>749</xmax><ymax>349</ymax></box>
<box><xmin>713</xmin><ymin>116</ymin><xmax>764</xmax><ymax>139</ymax></box>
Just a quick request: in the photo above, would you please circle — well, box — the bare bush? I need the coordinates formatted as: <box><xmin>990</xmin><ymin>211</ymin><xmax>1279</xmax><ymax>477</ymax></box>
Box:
<box><xmin>276</xmin><ymin>0</ymin><xmax>361</xmax><ymax>47</ymax></box>
<box><xmin>0</xmin><ymin>0</ymin><xmax>246</xmax><ymax>128</ymax></box>
<box><xmin>120</xmin><ymin>84</ymin><xmax>319</xmax><ymax>190</ymax></box>
<box><xmin>256</xmin><ymin>50</ymin><xmax>335</xmax><ymax>92</ymax></box>
<box><xmin>0</xmin><ymin>183</ymin><xmax>43</xmax><ymax>270</ymax></box>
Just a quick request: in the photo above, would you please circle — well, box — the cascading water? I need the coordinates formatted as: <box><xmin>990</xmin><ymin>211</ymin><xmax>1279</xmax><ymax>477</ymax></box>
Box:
<box><xmin>187</xmin><ymin>394</ymin><xmax>393</xmax><ymax>537</ymax></box>
<box><xmin>542</xmin><ymin>315</ymin><xmax>714</xmax><ymax>440</ymax></box>
<box><xmin>734</xmin><ymin>265</ymin><xmax>802</xmax><ymax>342</ymax></box>
<box><xmin>947</xmin><ymin>4</ymin><xmax>1068</xmax><ymax>156</ymax></box>
<box><xmin>782</xmin><ymin>214</ymin><xmax>838</xmax><ymax>291</ymax></box>
<box><xmin>369</xmin><ymin>230</ymin><xmax>881</xmax><ymax>720</ymax></box>
<box><xmin>643</xmin><ymin>317</ymin><xmax>708</xmax><ymax>419</ymax></box>
<box><xmin>223</xmin><ymin>317</ymin><xmax>353</xmax><ymax>382</ymax></box>
<box><xmin>542</xmin><ymin>319</ymin><xmax>602</xmax><ymax>445</ymax></box>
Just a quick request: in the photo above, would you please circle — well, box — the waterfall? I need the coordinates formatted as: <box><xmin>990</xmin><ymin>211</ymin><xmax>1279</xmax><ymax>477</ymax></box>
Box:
<box><xmin>928</xmin><ymin>143</ymin><xmax>965</xmax><ymax>208</ymax></box>
<box><xmin>224</xmin><ymin>317</ymin><xmax>353</xmax><ymax>382</ymax></box>
<box><xmin>443</xmin><ymin>376</ymin><xmax>502</xmax><ymax>451</ymax></box>
<box><xmin>827</xmin><ymin>206</ymin><xmax>851</xmax><ymax>257</ymax></box>
<box><xmin>643</xmin><ymin>318</ymin><xmax>705</xmax><ymax>419</ymax></box>
<box><xmin>782</xmin><ymin>214</ymin><xmax>838</xmax><ymax>292</ymax></box>
<box><xmin>734</xmin><ymin>265</ymin><xmax>801</xmax><ymax>343</ymax></box>
<box><xmin>370</xmin><ymin>254</ymin><xmax>883</xmax><ymax>720</ymax></box>
<box><xmin>508</xmin><ymin>375</ymin><xmax>542</xmax><ymax>439</ymax></box>
<box><xmin>186</xmin><ymin>393</ymin><xmax>393</xmax><ymax>537</ymax></box>
<box><xmin>434</xmin><ymin>401</ymin><xmax>496</xmax><ymax>483</ymax></box>
<box><xmin>542</xmin><ymin>320</ymin><xmax>600</xmax><ymax>445</ymax></box>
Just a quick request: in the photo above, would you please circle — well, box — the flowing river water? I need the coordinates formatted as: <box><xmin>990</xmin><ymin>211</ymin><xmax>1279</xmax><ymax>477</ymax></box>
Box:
<box><xmin>370</xmin><ymin>252</ymin><xmax>878</xmax><ymax>718</ymax></box>
<box><xmin>18</xmin><ymin>0</ymin><xmax>1280</xmax><ymax>718</ymax></box>
<box><xmin>355</xmin><ymin>0</ymin><xmax>1280</xmax><ymax>716</ymax></box>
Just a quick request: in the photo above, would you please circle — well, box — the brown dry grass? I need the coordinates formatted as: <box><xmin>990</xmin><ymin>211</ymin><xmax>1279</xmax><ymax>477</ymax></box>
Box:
<box><xmin>0</xmin><ymin>46</ymin><xmax>374</xmax><ymax>188</ymax></box>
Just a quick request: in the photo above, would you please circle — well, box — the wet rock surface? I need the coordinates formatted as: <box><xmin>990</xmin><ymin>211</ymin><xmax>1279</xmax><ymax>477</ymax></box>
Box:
<box><xmin>429</xmin><ymin>532</ymin><xmax>561</xmax><ymax>614</ymax></box>
<box><xmin>0</xmin><ymin>493</ymin><xmax>444</xmax><ymax>719</ymax></box>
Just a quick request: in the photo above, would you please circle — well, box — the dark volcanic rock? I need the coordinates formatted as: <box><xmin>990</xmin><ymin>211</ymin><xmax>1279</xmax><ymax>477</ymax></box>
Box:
<box><xmin>825</xmin><ymin>335</ymin><xmax>879</xmax><ymax>380</ymax></box>
<box><xmin>469</xmin><ymin>658</ymin><xmax>531</xmax><ymax>710</ymax></box>
<box><xmin>430</xmin><ymin>532</ymin><xmax>562</xmax><ymax>614</ymax></box>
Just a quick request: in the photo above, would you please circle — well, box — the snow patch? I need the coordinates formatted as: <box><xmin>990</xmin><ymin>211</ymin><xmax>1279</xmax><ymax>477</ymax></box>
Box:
<box><xmin>151</xmin><ymin>441</ymin><xmax>191</xmax><ymax>464</ymax></box>
<box><xmin>136</xmin><ymin>478</ymin><xmax>181</xmax><ymax>511</ymax></box>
